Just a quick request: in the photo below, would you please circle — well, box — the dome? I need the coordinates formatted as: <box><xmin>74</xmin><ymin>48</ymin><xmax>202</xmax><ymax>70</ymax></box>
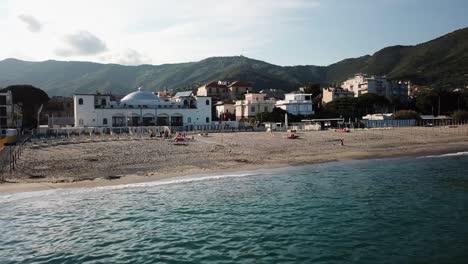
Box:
<box><xmin>120</xmin><ymin>87</ymin><xmax>160</xmax><ymax>105</ymax></box>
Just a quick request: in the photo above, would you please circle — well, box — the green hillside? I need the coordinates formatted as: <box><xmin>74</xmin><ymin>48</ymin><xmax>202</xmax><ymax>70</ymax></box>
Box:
<box><xmin>0</xmin><ymin>27</ymin><xmax>467</xmax><ymax>96</ymax></box>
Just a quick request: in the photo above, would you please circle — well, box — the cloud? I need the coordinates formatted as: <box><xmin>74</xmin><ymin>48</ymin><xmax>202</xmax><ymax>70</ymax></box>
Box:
<box><xmin>4</xmin><ymin>0</ymin><xmax>321</xmax><ymax>64</ymax></box>
<box><xmin>17</xmin><ymin>14</ymin><xmax>42</xmax><ymax>32</ymax></box>
<box><xmin>55</xmin><ymin>31</ymin><xmax>107</xmax><ymax>56</ymax></box>
<box><xmin>100</xmin><ymin>49</ymin><xmax>153</xmax><ymax>66</ymax></box>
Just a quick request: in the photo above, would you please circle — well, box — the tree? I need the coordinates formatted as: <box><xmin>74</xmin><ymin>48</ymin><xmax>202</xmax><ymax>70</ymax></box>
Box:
<box><xmin>452</xmin><ymin>111</ymin><xmax>468</xmax><ymax>121</ymax></box>
<box><xmin>393</xmin><ymin>110</ymin><xmax>420</xmax><ymax>120</ymax></box>
<box><xmin>301</xmin><ymin>83</ymin><xmax>321</xmax><ymax>98</ymax></box>
<box><xmin>357</xmin><ymin>93</ymin><xmax>389</xmax><ymax>114</ymax></box>
<box><xmin>0</xmin><ymin>85</ymin><xmax>49</xmax><ymax>128</ymax></box>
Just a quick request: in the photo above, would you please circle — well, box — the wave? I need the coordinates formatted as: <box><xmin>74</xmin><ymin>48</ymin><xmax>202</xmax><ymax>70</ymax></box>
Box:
<box><xmin>0</xmin><ymin>170</ymin><xmax>279</xmax><ymax>204</ymax></box>
<box><xmin>419</xmin><ymin>151</ymin><xmax>468</xmax><ymax>159</ymax></box>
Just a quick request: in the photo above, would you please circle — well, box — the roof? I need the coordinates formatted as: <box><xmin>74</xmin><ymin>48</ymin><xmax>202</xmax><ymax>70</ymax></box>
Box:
<box><xmin>120</xmin><ymin>87</ymin><xmax>161</xmax><ymax>105</ymax></box>
<box><xmin>205</xmin><ymin>81</ymin><xmax>228</xmax><ymax>88</ymax></box>
<box><xmin>259</xmin><ymin>88</ymin><xmax>286</xmax><ymax>99</ymax></box>
<box><xmin>301</xmin><ymin>118</ymin><xmax>345</xmax><ymax>122</ymax></box>
<box><xmin>228</xmin><ymin>81</ymin><xmax>251</xmax><ymax>87</ymax></box>
<box><xmin>174</xmin><ymin>91</ymin><xmax>193</xmax><ymax>97</ymax></box>
<box><xmin>420</xmin><ymin>115</ymin><xmax>452</xmax><ymax>120</ymax></box>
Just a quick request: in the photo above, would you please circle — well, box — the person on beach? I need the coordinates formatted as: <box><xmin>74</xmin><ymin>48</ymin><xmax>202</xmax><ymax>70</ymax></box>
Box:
<box><xmin>340</xmin><ymin>139</ymin><xmax>344</xmax><ymax>146</ymax></box>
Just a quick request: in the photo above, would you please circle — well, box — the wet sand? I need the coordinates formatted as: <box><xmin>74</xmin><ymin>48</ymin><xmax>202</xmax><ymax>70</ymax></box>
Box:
<box><xmin>1</xmin><ymin>126</ymin><xmax>468</xmax><ymax>193</ymax></box>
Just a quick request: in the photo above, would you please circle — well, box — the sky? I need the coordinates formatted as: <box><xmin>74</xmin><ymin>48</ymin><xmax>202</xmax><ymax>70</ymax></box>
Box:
<box><xmin>0</xmin><ymin>0</ymin><xmax>467</xmax><ymax>66</ymax></box>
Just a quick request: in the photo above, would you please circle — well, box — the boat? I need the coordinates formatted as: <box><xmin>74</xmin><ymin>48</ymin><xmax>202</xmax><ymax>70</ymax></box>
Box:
<box><xmin>0</xmin><ymin>129</ymin><xmax>18</xmax><ymax>149</ymax></box>
<box><xmin>335</xmin><ymin>129</ymin><xmax>350</xmax><ymax>133</ymax></box>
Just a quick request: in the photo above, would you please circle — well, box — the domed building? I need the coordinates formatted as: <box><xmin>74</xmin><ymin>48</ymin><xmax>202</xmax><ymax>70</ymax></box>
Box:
<box><xmin>73</xmin><ymin>87</ymin><xmax>212</xmax><ymax>129</ymax></box>
<box><xmin>120</xmin><ymin>87</ymin><xmax>161</xmax><ymax>106</ymax></box>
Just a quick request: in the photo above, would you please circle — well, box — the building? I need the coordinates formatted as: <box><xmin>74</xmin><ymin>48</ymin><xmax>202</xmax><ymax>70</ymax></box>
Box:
<box><xmin>341</xmin><ymin>74</ymin><xmax>408</xmax><ymax>100</ymax></box>
<box><xmin>196</xmin><ymin>81</ymin><xmax>251</xmax><ymax>101</ymax></box>
<box><xmin>0</xmin><ymin>90</ymin><xmax>19</xmax><ymax>128</ymax></box>
<box><xmin>74</xmin><ymin>87</ymin><xmax>212</xmax><ymax>128</ymax></box>
<box><xmin>275</xmin><ymin>93</ymin><xmax>314</xmax><ymax>116</ymax></box>
<box><xmin>215</xmin><ymin>101</ymin><xmax>236</xmax><ymax>121</ymax></box>
<box><xmin>235</xmin><ymin>93</ymin><xmax>275</xmax><ymax>120</ymax></box>
<box><xmin>322</xmin><ymin>87</ymin><xmax>354</xmax><ymax>104</ymax></box>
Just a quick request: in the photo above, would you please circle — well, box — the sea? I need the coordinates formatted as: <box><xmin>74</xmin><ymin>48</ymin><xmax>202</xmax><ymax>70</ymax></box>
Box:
<box><xmin>1</xmin><ymin>152</ymin><xmax>468</xmax><ymax>264</ymax></box>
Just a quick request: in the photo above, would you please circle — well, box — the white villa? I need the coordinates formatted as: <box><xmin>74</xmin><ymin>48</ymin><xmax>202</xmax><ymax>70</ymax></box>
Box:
<box><xmin>235</xmin><ymin>93</ymin><xmax>276</xmax><ymax>120</ymax></box>
<box><xmin>73</xmin><ymin>88</ymin><xmax>212</xmax><ymax>128</ymax></box>
<box><xmin>276</xmin><ymin>93</ymin><xmax>314</xmax><ymax>116</ymax></box>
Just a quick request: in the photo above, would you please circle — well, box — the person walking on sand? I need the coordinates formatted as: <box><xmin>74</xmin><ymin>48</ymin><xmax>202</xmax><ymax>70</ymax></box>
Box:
<box><xmin>340</xmin><ymin>139</ymin><xmax>344</xmax><ymax>146</ymax></box>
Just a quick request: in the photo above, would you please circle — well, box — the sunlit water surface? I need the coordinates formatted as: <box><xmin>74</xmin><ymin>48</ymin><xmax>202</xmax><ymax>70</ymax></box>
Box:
<box><xmin>1</xmin><ymin>153</ymin><xmax>468</xmax><ymax>263</ymax></box>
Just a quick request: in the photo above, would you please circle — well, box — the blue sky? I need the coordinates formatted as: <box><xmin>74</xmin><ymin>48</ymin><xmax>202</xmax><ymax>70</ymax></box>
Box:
<box><xmin>0</xmin><ymin>0</ymin><xmax>467</xmax><ymax>66</ymax></box>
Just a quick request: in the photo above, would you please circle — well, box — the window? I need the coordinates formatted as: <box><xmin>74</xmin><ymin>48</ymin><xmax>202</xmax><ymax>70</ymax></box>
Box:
<box><xmin>251</xmin><ymin>106</ymin><xmax>256</xmax><ymax>113</ymax></box>
<box><xmin>305</xmin><ymin>95</ymin><xmax>311</xmax><ymax>100</ymax></box>
<box><xmin>103</xmin><ymin>118</ymin><xmax>108</xmax><ymax>125</ymax></box>
<box><xmin>79</xmin><ymin>119</ymin><xmax>84</xmax><ymax>125</ymax></box>
<box><xmin>78</xmin><ymin>98</ymin><xmax>84</xmax><ymax>105</ymax></box>
<box><xmin>187</xmin><ymin>117</ymin><xmax>191</xmax><ymax>123</ymax></box>
<box><xmin>206</xmin><ymin>99</ymin><xmax>210</xmax><ymax>105</ymax></box>
<box><xmin>206</xmin><ymin>117</ymin><xmax>210</xmax><ymax>123</ymax></box>
<box><xmin>101</xmin><ymin>99</ymin><xmax>106</xmax><ymax>106</ymax></box>
<box><xmin>0</xmin><ymin>96</ymin><xmax>6</xmax><ymax>105</ymax></box>
<box><xmin>264</xmin><ymin>106</ymin><xmax>268</xmax><ymax>112</ymax></box>
<box><xmin>0</xmin><ymin>107</ymin><xmax>6</xmax><ymax>116</ymax></box>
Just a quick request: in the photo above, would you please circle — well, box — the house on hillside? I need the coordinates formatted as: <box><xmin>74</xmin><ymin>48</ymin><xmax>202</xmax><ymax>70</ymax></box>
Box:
<box><xmin>196</xmin><ymin>81</ymin><xmax>251</xmax><ymax>101</ymax></box>
<box><xmin>322</xmin><ymin>87</ymin><xmax>354</xmax><ymax>104</ymax></box>
<box><xmin>341</xmin><ymin>74</ymin><xmax>408</xmax><ymax>100</ymax></box>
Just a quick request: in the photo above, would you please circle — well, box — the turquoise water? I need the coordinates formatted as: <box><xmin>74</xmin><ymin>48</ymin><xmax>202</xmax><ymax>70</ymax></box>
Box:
<box><xmin>1</xmin><ymin>153</ymin><xmax>468</xmax><ymax>264</ymax></box>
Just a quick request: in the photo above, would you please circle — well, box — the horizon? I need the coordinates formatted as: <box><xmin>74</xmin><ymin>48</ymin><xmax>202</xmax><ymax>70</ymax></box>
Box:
<box><xmin>1</xmin><ymin>0</ymin><xmax>468</xmax><ymax>66</ymax></box>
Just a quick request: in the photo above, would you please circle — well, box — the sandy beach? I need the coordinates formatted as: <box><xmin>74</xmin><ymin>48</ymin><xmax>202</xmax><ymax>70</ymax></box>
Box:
<box><xmin>1</xmin><ymin>126</ymin><xmax>468</xmax><ymax>193</ymax></box>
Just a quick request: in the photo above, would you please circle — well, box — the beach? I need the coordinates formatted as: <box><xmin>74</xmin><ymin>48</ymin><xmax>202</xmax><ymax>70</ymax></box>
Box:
<box><xmin>1</xmin><ymin>126</ymin><xmax>468</xmax><ymax>193</ymax></box>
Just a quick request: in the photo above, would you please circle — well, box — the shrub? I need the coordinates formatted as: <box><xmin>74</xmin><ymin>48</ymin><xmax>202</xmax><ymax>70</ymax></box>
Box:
<box><xmin>452</xmin><ymin>111</ymin><xmax>468</xmax><ymax>121</ymax></box>
<box><xmin>393</xmin><ymin>110</ymin><xmax>420</xmax><ymax>120</ymax></box>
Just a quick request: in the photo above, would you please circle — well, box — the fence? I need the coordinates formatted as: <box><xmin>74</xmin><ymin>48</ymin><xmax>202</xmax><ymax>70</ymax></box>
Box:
<box><xmin>0</xmin><ymin>134</ymin><xmax>30</xmax><ymax>181</ymax></box>
<box><xmin>362</xmin><ymin>119</ymin><xmax>417</xmax><ymax>128</ymax></box>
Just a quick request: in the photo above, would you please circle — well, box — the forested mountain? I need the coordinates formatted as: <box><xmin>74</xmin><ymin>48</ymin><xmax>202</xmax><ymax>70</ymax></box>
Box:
<box><xmin>0</xmin><ymin>27</ymin><xmax>466</xmax><ymax>96</ymax></box>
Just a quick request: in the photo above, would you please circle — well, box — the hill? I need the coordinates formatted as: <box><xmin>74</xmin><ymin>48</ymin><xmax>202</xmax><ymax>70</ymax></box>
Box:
<box><xmin>0</xmin><ymin>27</ymin><xmax>467</xmax><ymax>96</ymax></box>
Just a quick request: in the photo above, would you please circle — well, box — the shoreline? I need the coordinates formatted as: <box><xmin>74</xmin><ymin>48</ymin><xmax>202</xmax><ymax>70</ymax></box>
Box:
<box><xmin>1</xmin><ymin>142</ymin><xmax>467</xmax><ymax>194</ymax></box>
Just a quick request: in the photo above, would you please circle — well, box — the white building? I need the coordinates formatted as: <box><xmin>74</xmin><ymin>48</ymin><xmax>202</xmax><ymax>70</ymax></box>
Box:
<box><xmin>74</xmin><ymin>88</ymin><xmax>212</xmax><ymax>128</ymax></box>
<box><xmin>275</xmin><ymin>93</ymin><xmax>314</xmax><ymax>116</ymax></box>
<box><xmin>341</xmin><ymin>74</ymin><xmax>408</xmax><ymax>100</ymax></box>
<box><xmin>235</xmin><ymin>93</ymin><xmax>276</xmax><ymax>120</ymax></box>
